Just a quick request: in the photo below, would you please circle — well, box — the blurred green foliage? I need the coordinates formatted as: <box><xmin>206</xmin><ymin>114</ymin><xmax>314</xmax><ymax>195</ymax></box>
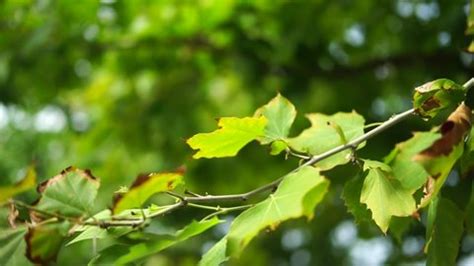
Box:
<box><xmin>0</xmin><ymin>0</ymin><xmax>473</xmax><ymax>265</ymax></box>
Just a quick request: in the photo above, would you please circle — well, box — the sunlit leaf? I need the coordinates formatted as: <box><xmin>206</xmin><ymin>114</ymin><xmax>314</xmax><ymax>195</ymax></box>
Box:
<box><xmin>0</xmin><ymin>226</ymin><xmax>29</xmax><ymax>266</ymax></box>
<box><xmin>199</xmin><ymin>237</ymin><xmax>228</xmax><ymax>266</ymax></box>
<box><xmin>288</xmin><ymin>112</ymin><xmax>365</xmax><ymax>170</ymax></box>
<box><xmin>90</xmin><ymin>217</ymin><xmax>222</xmax><ymax>265</ymax></box>
<box><xmin>425</xmin><ymin>197</ymin><xmax>464</xmax><ymax>266</ymax></box>
<box><xmin>415</xmin><ymin>103</ymin><xmax>471</xmax><ymax>207</ymax></box>
<box><xmin>25</xmin><ymin>222</ymin><xmax>70</xmax><ymax>264</ymax></box>
<box><xmin>360</xmin><ymin>160</ymin><xmax>416</xmax><ymax>233</ymax></box>
<box><xmin>0</xmin><ymin>166</ymin><xmax>36</xmax><ymax>204</ymax></box>
<box><xmin>112</xmin><ymin>171</ymin><xmax>183</xmax><ymax>214</ymax></box>
<box><xmin>226</xmin><ymin>166</ymin><xmax>329</xmax><ymax>256</ymax></box>
<box><xmin>254</xmin><ymin>94</ymin><xmax>296</xmax><ymax>144</ymax></box>
<box><xmin>34</xmin><ymin>166</ymin><xmax>100</xmax><ymax>218</ymax></box>
<box><xmin>187</xmin><ymin>117</ymin><xmax>267</xmax><ymax>158</ymax></box>
<box><xmin>413</xmin><ymin>78</ymin><xmax>465</xmax><ymax>120</ymax></box>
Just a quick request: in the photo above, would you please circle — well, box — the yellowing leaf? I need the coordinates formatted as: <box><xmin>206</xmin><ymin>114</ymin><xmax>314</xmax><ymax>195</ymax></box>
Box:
<box><xmin>360</xmin><ymin>160</ymin><xmax>416</xmax><ymax>233</ymax></box>
<box><xmin>112</xmin><ymin>171</ymin><xmax>183</xmax><ymax>214</ymax></box>
<box><xmin>187</xmin><ymin>117</ymin><xmax>267</xmax><ymax>158</ymax></box>
<box><xmin>34</xmin><ymin>166</ymin><xmax>99</xmax><ymax>218</ymax></box>
<box><xmin>254</xmin><ymin>94</ymin><xmax>296</xmax><ymax>144</ymax></box>
<box><xmin>0</xmin><ymin>166</ymin><xmax>36</xmax><ymax>204</ymax></box>
<box><xmin>415</xmin><ymin>103</ymin><xmax>472</xmax><ymax>207</ymax></box>
<box><xmin>226</xmin><ymin>166</ymin><xmax>329</xmax><ymax>257</ymax></box>
<box><xmin>288</xmin><ymin>111</ymin><xmax>365</xmax><ymax>170</ymax></box>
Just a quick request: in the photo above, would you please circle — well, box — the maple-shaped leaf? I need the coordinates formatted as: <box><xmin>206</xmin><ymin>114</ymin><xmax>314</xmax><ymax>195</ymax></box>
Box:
<box><xmin>360</xmin><ymin>160</ymin><xmax>416</xmax><ymax>233</ymax></box>
<box><xmin>34</xmin><ymin>166</ymin><xmax>99</xmax><ymax>218</ymax></box>
<box><xmin>414</xmin><ymin>103</ymin><xmax>472</xmax><ymax>207</ymax></box>
<box><xmin>25</xmin><ymin>222</ymin><xmax>70</xmax><ymax>264</ymax></box>
<box><xmin>288</xmin><ymin>111</ymin><xmax>365</xmax><ymax>170</ymax></box>
<box><xmin>0</xmin><ymin>166</ymin><xmax>36</xmax><ymax>204</ymax></box>
<box><xmin>112</xmin><ymin>171</ymin><xmax>183</xmax><ymax>214</ymax></box>
<box><xmin>187</xmin><ymin>117</ymin><xmax>267</xmax><ymax>158</ymax></box>
<box><xmin>413</xmin><ymin>79</ymin><xmax>465</xmax><ymax>120</ymax></box>
<box><xmin>226</xmin><ymin>166</ymin><xmax>329</xmax><ymax>257</ymax></box>
<box><xmin>254</xmin><ymin>94</ymin><xmax>296</xmax><ymax>148</ymax></box>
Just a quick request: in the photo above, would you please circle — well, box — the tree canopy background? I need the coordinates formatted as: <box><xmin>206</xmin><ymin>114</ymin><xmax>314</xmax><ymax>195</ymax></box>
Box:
<box><xmin>0</xmin><ymin>0</ymin><xmax>473</xmax><ymax>265</ymax></box>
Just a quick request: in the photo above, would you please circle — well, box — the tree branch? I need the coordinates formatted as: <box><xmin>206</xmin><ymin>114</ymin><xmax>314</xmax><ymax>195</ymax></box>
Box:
<box><xmin>184</xmin><ymin>108</ymin><xmax>415</xmax><ymax>203</ymax></box>
<box><xmin>184</xmin><ymin>77</ymin><xmax>474</xmax><ymax>204</ymax></box>
<box><xmin>11</xmin><ymin>78</ymin><xmax>474</xmax><ymax>228</ymax></box>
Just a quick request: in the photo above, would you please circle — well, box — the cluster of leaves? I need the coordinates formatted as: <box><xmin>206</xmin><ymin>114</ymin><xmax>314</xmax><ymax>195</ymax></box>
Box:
<box><xmin>1</xmin><ymin>78</ymin><xmax>473</xmax><ymax>265</ymax></box>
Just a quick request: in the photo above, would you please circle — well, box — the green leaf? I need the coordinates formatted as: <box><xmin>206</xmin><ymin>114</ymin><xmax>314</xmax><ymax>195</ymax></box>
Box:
<box><xmin>35</xmin><ymin>167</ymin><xmax>99</xmax><ymax>217</ymax></box>
<box><xmin>226</xmin><ymin>166</ymin><xmax>329</xmax><ymax>256</ymax></box>
<box><xmin>360</xmin><ymin>160</ymin><xmax>416</xmax><ymax>233</ymax></box>
<box><xmin>187</xmin><ymin>117</ymin><xmax>267</xmax><ymax>158</ymax></box>
<box><xmin>199</xmin><ymin>238</ymin><xmax>228</xmax><ymax>266</ymax></box>
<box><xmin>388</xmin><ymin>132</ymin><xmax>441</xmax><ymax>192</ymax></box>
<box><xmin>0</xmin><ymin>226</ymin><xmax>30</xmax><ymax>266</ymax></box>
<box><xmin>0</xmin><ymin>166</ymin><xmax>36</xmax><ymax>204</ymax></box>
<box><xmin>288</xmin><ymin>111</ymin><xmax>365</xmax><ymax>170</ymax></box>
<box><xmin>112</xmin><ymin>171</ymin><xmax>183</xmax><ymax>214</ymax></box>
<box><xmin>254</xmin><ymin>94</ymin><xmax>296</xmax><ymax>144</ymax></box>
<box><xmin>25</xmin><ymin>222</ymin><xmax>70</xmax><ymax>264</ymax></box>
<box><xmin>342</xmin><ymin>174</ymin><xmax>372</xmax><ymax>224</ymax></box>
<box><xmin>90</xmin><ymin>217</ymin><xmax>222</xmax><ymax>265</ymax></box>
<box><xmin>426</xmin><ymin>197</ymin><xmax>464</xmax><ymax>266</ymax></box>
<box><xmin>413</xmin><ymin>78</ymin><xmax>465</xmax><ymax>120</ymax></box>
